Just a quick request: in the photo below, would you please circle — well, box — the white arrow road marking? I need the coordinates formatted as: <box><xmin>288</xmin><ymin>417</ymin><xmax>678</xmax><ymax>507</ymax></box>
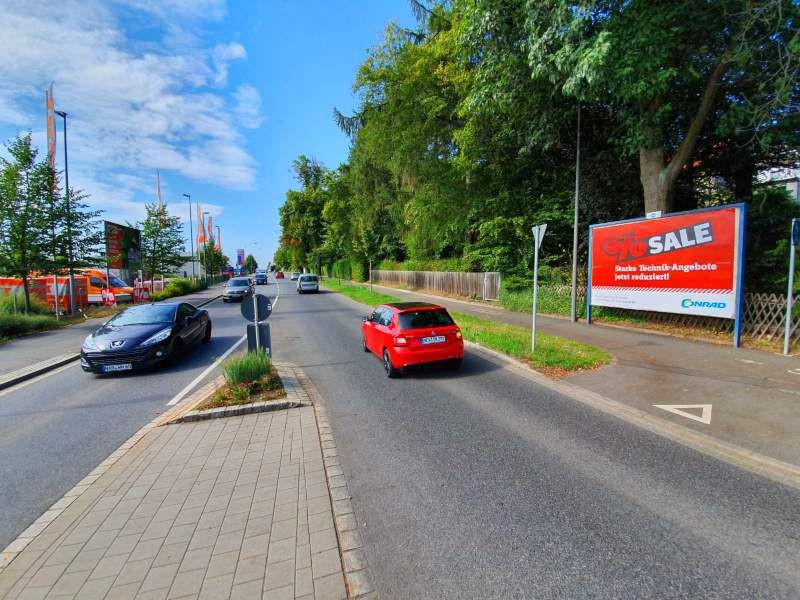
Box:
<box><xmin>788</xmin><ymin>368</ymin><xmax>800</xmax><ymax>376</ymax></box>
<box><xmin>653</xmin><ymin>404</ymin><xmax>713</xmax><ymax>425</ymax></box>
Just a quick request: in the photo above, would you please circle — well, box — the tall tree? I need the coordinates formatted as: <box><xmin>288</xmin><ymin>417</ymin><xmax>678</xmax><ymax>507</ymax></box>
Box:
<box><xmin>0</xmin><ymin>134</ymin><xmax>53</xmax><ymax>311</ymax></box>
<box><xmin>243</xmin><ymin>254</ymin><xmax>258</xmax><ymax>273</ymax></box>
<box><xmin>138</xmin><ymin>203</ymin><xmax>185</xmax><ymax>278</ymax></box>
<box><xmin>526</xmin><ymin>0</ymin><xmax>800</xmax><ymax>214</ymax></box>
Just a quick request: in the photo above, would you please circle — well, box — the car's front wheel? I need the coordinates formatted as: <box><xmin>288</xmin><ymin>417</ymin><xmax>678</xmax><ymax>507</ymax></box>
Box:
<box><xmin>383</xmin><ymin>349</ymin><xmax>400</xmax><ymax>378</ymax></box>
<box><xmin>203</xmin><ymin>322</ymin><xmax>212</xmax><ymax>343</ymax></box>
<box><xmin>363</xmin><ymin>336</ymin><xmax>370</xmax><ymax>353</ymax></box>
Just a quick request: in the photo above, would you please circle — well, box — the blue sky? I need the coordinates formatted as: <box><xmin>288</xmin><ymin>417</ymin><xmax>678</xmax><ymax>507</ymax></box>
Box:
<box><xmin>0</xmin><ymin>0</ymin><xmax>414</xmax><ymax>268</ymax></box>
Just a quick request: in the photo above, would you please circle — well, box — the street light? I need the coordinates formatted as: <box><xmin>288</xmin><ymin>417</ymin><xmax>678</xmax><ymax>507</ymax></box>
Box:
<box><xmin>182</xmin><ymin>193</ymin><xmax>195</xmax><ymax>281</ymax></box>
<box><xmin>54</xmin><ymin>110</ymin><xmax>75</xmax><ymax>314</ymax></box>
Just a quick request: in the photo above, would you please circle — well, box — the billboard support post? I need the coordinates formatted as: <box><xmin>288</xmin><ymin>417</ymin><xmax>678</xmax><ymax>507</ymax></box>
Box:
<box><xmin>531</xmin><ymin>224</ymin><xmax>547</xmax><ymax>352</ymax></box>
<box><xmin>733</xmin><ymin>205</ymin><xmax>747</xmax><ymax>348</ymax></box>
<box><xmin>783</xmin><ymin>218</ymin><xmax>799</xmax><ymax>355</ymax></box>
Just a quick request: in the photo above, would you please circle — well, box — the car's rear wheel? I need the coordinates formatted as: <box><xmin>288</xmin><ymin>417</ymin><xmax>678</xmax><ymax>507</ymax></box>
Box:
<box><xmin>203</xmin><ymin>322</ymin><xmax>212</xmax><ymax>343</ymax></box>
<box><xmin>383</xmin><ymin>349</ymin><xmax>400</xmax><ymax>378</ymax></box>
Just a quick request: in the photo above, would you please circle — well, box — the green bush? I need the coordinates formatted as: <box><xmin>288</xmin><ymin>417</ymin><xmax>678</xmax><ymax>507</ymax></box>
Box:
<box><xmin>164</xmin><ymin>278</ymin><xmax>194</xmax><ymax>296</ymax></box>
<box><xmin>150</xmin><ymin>291</ymin><xmax>170</xmax><ymax>302</ymax></box>
<box><xmin>223</xmin><ymin>350</ymin><xmax>271</xmax><ymax>386</ymax></box>
<box><xmin>0</xmin><ymin>312</ymin><xmax>58</xmax><ymax>337</ymax></box>
<box><xmin>377</xmin><ymin>258</ymin><xmax>466</xmax><ymax>272</ymax></box>
<box><xmin>0</xmin><ymin>293</ymin><xmax>52</xmax><ymax>315</ymax></box>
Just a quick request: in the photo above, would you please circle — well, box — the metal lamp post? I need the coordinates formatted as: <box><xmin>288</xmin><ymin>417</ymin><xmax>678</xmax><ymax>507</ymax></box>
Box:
<box><xmin>54</xmin><ymin>110</ymin><xmax>75</xmax><ymax>314</ymax></box>
<box><xmin>183</xmin><ymin>193</ymin><xmax>196</xmax><ymax>281</ymax></box>
<box><xmin>202</xmin><ymin>211</ymin><xmax>210</xmax><ymax>282</ymax></box>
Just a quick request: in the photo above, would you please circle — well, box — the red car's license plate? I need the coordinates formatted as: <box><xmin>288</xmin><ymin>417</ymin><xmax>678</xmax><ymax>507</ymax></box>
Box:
<box><xmin>420</xmin><ymin>335</ymin><xmax>446</xmax><ymax>345</ymax></box>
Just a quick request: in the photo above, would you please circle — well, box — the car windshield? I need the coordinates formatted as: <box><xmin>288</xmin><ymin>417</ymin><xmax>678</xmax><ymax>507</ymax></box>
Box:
<box><xmin>107</xmin><ymin>304</ymin><xmax>176</xmax><ymax>326</ymax></box>
<box><xmin>301</xmin><ymin>275</ymin><xmax>318</xmax><ymax>282</ymax></box>
<box><xmin>108</xmin><ymin>275</ymin><xmax>129</xmax><ymax>287</ymax></box>
<box><xmin>228</xmin><ymin>278</ymin><xmax>249</xmax><ymax>286</ymax></box>
<box><xmin>398</xmin><ymin>309</ymin><xmax>454</xmax><ymax>330</ymax></box>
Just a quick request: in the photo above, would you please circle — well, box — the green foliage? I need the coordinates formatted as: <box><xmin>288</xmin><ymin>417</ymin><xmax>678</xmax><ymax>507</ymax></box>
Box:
<box><xmin>273</xmin><ymin>1</ymin><xmax>798</xmax><ymax>294</ymax></box>
<box><xmin>149</xmin><ymin>278</ymin><xmax>207</xmax><ymax>302</ymax></box>
<box><xmin>0</xmin><ymin>293</ymin><xmax>51</xmax><ymax>315</ymax></box>
<box><xmin>138</xmin><ymin>202</ymin><xmax>185</xmax><ymax>278</ymax></box>
<box><xmin>0</xmin><ymin>312</ymin><xmax>58</xmax><ymax>337</ymax></box>
<box><xmin>243</xmin><ymin>254</ymin><xmax>258</xmax><ymax>273</ymax></box>
<box><xmin>223</xmin><ymin>350</ymin><xmax>271</xmax><ymax>386</ymax></box>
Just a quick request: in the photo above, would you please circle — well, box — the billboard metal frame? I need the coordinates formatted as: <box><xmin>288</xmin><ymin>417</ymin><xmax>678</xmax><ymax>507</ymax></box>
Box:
<box><xmin>586</xmin><ymin>203</ymin><xmax>747</xmax><ymax>347</ymax></box>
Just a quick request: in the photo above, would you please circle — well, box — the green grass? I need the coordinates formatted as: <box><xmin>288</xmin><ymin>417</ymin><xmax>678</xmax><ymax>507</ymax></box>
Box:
<box><xmin>452</xmin><ymin>311</ymin><xmax>610</xmax><ymax>374</ymax></box>
<box><xmin>0</xmin><ymin>312</ymin><xmax>60</xmax><ymax>338</ymax></box>
<box><xmin>322</xmin><ymin>279</ymin><xmax>400</xmax><ymax>307</ymax></box>
<box><xmin>499</xmin><ymin>286</ymin><xmax>647</xmax><ymax>324</ymax></box>
<box><xmin>223</xmin><ymin>349</ymin><xmax>272</xmax><ymax>386</ymax></box>
<box><xmin>322</xmin><ymin>278</ymin><xmax>611</xmax><ymax>374</ymax></box>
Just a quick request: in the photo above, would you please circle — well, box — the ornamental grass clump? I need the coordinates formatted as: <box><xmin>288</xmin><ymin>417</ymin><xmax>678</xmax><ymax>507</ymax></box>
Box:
<box><xmin>223</xmin><ymin>349</ymin><xmax>271</xmax><ymax>386</ymax></box>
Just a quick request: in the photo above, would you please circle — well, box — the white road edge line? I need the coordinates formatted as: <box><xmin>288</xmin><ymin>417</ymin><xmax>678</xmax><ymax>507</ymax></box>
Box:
<box><xmin>166</xmin><ymin>280</ymin><xmax>281</xmax><ymax>406</ymax></box>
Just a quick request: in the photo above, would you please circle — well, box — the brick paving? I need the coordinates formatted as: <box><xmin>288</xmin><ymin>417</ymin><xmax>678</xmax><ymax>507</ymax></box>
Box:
<box><xmin>0</xmin><ymin>403</ymin><xmax>348</xmax><ymax>599</ymax></box>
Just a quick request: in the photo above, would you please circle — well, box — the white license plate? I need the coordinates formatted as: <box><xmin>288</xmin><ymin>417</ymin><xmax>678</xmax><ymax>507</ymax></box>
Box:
<box><xmin>420</xmin><ymin>335</ymin><xmax>446</xmax><ymax>345</ymax></box>
<box><xmin>101</xmin><ymin>363</ymin><xmax>133</xmax><ymax>372</ymax></box>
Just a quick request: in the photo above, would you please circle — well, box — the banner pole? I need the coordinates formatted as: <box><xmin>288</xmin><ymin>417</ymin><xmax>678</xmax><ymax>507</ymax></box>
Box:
<box><xmin>784</xmin><ymin>218</ymin><xmax>798</xmax><ymax>355</ymax></box>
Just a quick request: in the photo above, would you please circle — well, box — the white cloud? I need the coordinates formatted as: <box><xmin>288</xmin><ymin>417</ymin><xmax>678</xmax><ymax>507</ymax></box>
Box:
<box><xmin>233</xmin><ymin>85</ymin><xmax>264</xmax><ymax>129</ymax></box>
<box><xmin>0</xmin><ymin>0</ymin><xmax>262</xmax><ymax>224</ymax></box>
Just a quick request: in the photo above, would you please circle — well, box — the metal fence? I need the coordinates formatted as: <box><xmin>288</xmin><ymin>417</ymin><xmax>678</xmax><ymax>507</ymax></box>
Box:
<box><xmin>371</xmin><ymin>270</ymin><xmax>502</xmax><ymax>301</ymax></box>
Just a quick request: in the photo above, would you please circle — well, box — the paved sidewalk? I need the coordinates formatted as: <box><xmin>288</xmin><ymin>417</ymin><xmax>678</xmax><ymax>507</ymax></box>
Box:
<box><xmin>0</xmin><ymin>402</ymin><xmax>348</xmax><ymax>598</ymax></box>
<box><xmin>367</xmin><ymin>283</ymin><xmax>800</xmax><ymax>467</ymax></box>
<box><xmin>0</xmin><ymin>286</ymin><xmax>223</xmax><ymax>379</ymax></box>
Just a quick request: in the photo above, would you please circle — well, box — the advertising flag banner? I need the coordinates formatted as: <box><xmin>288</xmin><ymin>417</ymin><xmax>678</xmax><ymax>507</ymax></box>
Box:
<box><xmin>236</xmin><ymin>249</ymin><xmax>245</xmax><ymax>267</ymax></box>
<box><xmin>45</xmin><ymin>84</ymin><xmax>56</xmax><ymax>171</ymax></box>
<box><xmin>105</xmin><ymin>221</ymin><xmax>142</xmax><ymax>270</ymax></box>
<box><xmin>156</xmin><ymin>170</ymin><xmax>163</xmax><ymax>209</ymax></box>
<box><xmin>588</xmin><ymin>205</ymin><xmax>745</xmax><ymax>319</ymax></box>
<box><xmin>207</xmin><ymin>215</ymin><xmax>213</xmax><ymax>241</ymax></box>
<box><xmin>196</xmin><ymin>203</ymin><xmax>206</xmax><ymax>245</ymax></box>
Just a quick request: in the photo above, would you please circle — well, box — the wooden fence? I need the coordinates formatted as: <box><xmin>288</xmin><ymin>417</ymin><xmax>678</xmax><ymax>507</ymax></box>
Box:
<box><xmin>371</xmin><ymin>270</ymin><xmax>502</xmax><ymax>301</ymax></box>
<box><xmin>371</xmin><ymin>270</ymin><xmax>799</xmax><ymax>346</ymax></box>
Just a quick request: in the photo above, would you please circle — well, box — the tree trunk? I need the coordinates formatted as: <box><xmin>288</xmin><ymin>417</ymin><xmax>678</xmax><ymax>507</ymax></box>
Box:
<box><xmin>732</xmin><ymin>164</ymin><xmax>754</xmax><ymax>202</ymax></box>
<box><xmin>639</xmin><ymin>147</ymin><xmax>672</xmax><ymax>214</ymax></box>
<box><xmin>21</xmin><ymin>274</ymin><xmax>31</xmax><ymax>313</ymax></box>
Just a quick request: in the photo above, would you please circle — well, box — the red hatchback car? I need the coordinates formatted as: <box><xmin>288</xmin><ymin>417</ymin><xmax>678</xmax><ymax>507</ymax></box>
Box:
<box><xmin>361</xmin><ymin>302</ymin><xmax>464</xmax><ymax>377</ymax></box>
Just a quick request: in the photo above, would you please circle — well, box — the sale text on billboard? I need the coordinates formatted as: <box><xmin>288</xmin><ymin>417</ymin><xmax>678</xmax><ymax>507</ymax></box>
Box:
<box><xmin>588</xmin><ymin>205</ymin><xmax>745</xmax><ymax>319</ymax></box>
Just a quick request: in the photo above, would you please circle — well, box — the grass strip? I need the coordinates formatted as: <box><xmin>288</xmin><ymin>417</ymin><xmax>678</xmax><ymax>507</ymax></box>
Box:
<box><xmin>321</xmin><ymin>279</ymin><xmax>611</xmax><ymax>375</ymax></box>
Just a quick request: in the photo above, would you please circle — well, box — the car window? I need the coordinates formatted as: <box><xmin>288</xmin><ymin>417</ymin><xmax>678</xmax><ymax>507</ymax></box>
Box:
<box><xmin>228</xmin><ymin>278</ymin><xmax>249</xmax><ymax>286</ymax></box>
<box><xmin>90</xmin><ymin>277</ymin><xmax>106</xmax><ymax>288</ymax></box>
<box><xmin>177</xmin><ymin>304</ymin><xmax>196</xmax><ymax>320</ymax></box>
<box><xmin>108</xmin><ymin>275</ymin><xmax>129</xmax><ymax>287</ymax></box>
<box><xmin>301</xmin><ymin>275</ymin><xmax>318</xmax><ymax>282</ymax></box>
<box><xmin>107</xmin><ymin>304</ymin><xmax>176</xmax><ymax>325</ymax></box>
<box><xmin>398</xmin><ymin>309</ymin><xmax>454</xmax><ymax>330</ymax></box>
<box><xmin>379</xmin><ymin>308</ymin><xmax>393</xmax><ymax>327</ymax></box>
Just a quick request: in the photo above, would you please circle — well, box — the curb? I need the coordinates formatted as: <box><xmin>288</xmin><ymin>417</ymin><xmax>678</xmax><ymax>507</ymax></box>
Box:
<box><xmin>0</xmin><ymin>292</ymin><xmax>223</xmax><ymax>393</ymax></box>
<box><xmin>463</xmin><ymin>339</ymin><xmax>800</xmax><ymax>491</ymax></box>
<box><xmin>174</xmin><ymin>398</ymin><xmax>304</xmax><ymax>422</ymax></box>
<box><xmin>295</xmin><ymin>369</ymin><xmax>378</xmax><ymax>600</ymax></box>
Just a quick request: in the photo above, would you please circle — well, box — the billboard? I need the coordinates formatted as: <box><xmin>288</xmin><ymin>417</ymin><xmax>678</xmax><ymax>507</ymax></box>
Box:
<box><xmin>105</xmin><ymin>221</ymin><xmax>142</xmax><ymax>270</ymax></box>
<box><xmin>236</xmin><ymin>249</ymin><xmax>245</xmax><ymax>266</ymax></box>
<box><xmin>588</xmin><ymin>205</ymin><xmax>746</xmax><ymax>319</ymax></box>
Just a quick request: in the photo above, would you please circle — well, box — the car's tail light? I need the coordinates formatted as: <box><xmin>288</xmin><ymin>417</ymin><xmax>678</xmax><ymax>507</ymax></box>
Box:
<box><xmin>394</xmin><ymin>336</ymin><xmax>408</xmax><ymax>346</ymax></box>
<box><xmin>455</xmin><ymin>330</ymin><xmax>463</xmax><ymax>339</ymax></box>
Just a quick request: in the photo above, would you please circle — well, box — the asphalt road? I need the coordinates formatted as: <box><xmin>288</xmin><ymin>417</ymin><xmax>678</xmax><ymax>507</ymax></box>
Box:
<box><xmin>269</xmin><ymin>279</ymin><xmax>800</xmax><ymax>599</ymax></box>
<box><xmin>0</xmin><ymin>290</ymin><xmax>262</xmax><ymax>550</ymax></box>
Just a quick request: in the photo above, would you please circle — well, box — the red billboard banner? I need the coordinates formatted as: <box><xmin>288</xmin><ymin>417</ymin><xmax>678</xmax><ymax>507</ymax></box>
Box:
<box><xmin>588</xmin><ymin>205</ymin><xmax>745</xmax><ymax>319</ymax></box>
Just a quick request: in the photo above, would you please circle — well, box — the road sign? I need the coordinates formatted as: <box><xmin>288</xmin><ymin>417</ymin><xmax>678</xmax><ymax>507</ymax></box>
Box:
<box><xmin>532</xmin><ymin>224</ymin><xmax>547</xmax><ymax>250</ymax></box>
<box><xmin>247</xmin><ymin>323</ymin><xmax>271</xmax><ymax>354</ymax></box>
<box><xmin>791</xmin><ymin>218</ymin><xmax>799</xmax><ymax>246</ymax></box>
<box><xmin>101</xmin><ymin>288</ymin><xmax>116</xmax><ymax>307</ymax></box>
<box><xmin>241</xmin><ymin>293</ymin><xmax>272</xmax><ymax>322</ymax></box>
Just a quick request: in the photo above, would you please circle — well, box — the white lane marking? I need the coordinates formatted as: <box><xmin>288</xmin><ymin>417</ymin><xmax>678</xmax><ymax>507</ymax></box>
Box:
<box><xmin>653</xmin><ymin>404</ymin><xmax>712</xmax><ymax>425</ymax></box>
<box><xmin>166</xmin><ymin>281</ymin><xmax>281</xmax><ymax>406</ymax></box>
<box><xmin>788</xmin><ymin>368</ymin><xmax>800</xmax><ymax>376</ymax></box>
<box><xmin>737</xmin><ymin>359</ymin><xmax>764</xmax><ymax>365</ymax></box>
<box><xmin>0</xmin><ymin>362</ymin><xmax>78</xmax><ymax>398</ymax></box>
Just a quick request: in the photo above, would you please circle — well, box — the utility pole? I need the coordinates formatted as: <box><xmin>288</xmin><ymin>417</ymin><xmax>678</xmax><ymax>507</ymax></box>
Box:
<box><xmin>55</xmin><ymin>110</ymin><xmax>75</xmax><ymax>314</ymax></box>
<box><xmin>183</xmin><ymin>193</ymin><xmax>195</xmax><ymax>281</ymax></box>
<box><xmin>570</xmin><ymin>104</ymin><xmax>581</xmax><ymax>322</ymax></box>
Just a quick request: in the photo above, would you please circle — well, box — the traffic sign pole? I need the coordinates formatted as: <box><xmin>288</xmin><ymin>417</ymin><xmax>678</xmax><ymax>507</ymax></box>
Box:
<box><xmin>784</xmin><ymin>218</ymin><xmax>799</xmax><ymax>355</ymax></box>
<box><xmin>531</xmin><ymin>224</ymin><xmax>547</xmax><ymax>352</ymax></box>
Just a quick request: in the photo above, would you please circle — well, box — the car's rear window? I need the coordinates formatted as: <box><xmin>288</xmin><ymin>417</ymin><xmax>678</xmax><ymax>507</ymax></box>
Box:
<box><xmin>398</xmin><ymin>309</ymin><xmax>454</xmax><ymax>330</ymax></box>
<box><xmin>228</xmin><ymin>278</ymin><xmax>249</xmax><ymax>286</ymax></box>
<box><xmin>301</xmin><ymin>275</ymin><xmax>318</xmax><ymax>282</ymax></box>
